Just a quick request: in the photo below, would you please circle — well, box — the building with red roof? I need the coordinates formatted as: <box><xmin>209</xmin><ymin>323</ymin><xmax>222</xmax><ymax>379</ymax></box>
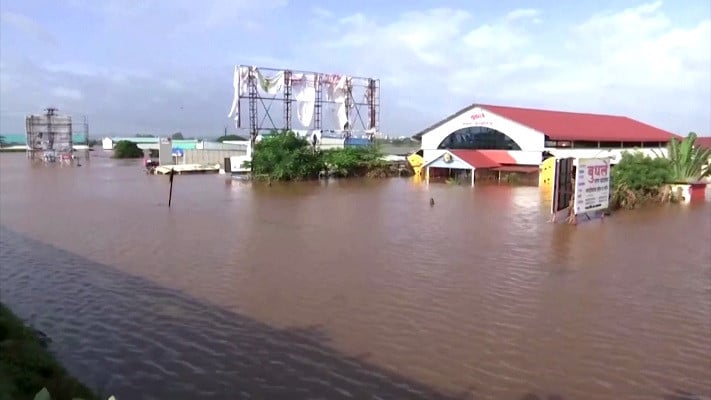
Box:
<box><xmin>412</xmin><ymin>104</ymin><xmax>680</xmax><ymax>182</ymax></box>
<box><xmin>471</xmin><ymin>105</ymin><xmax>679</xmax><ymax>143</ymax></box>
<box><xmin>411</xmin><ymin>104</ymin><xmax>683</xmax><ymax>185</ymax></box>
<box><xmin>695</xmin><ymin>136</ymin><xmax>711</xmax><ymax>149</ymax></box>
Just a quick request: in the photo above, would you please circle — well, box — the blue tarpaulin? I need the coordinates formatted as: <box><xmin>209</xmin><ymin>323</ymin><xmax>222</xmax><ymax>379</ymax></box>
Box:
<box><xmin>344</xmin><ymin>137</ymin><xmax>371</xmax><ymax>147</ymax></box>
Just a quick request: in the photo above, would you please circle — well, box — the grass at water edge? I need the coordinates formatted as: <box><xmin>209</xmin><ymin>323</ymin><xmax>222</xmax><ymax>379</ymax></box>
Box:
<box><xmin>0</xmin><ymin>303</ymin><xmax>98</xmax><ymax>400</ymax></box>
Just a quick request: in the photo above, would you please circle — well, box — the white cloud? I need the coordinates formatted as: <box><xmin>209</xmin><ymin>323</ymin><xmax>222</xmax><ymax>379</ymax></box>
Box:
<box><xmin>43</xmin><ymin>63</ymin><xmax>153</xmax><ymax>85</ymax></box>
<box><xmin>0</xmin><ymin>11</ymin><xmax>55</xmax><ymax>43</ymax></box>
<box><xmin>44</xmin><ymin>63</ymin><xmax>100</xmax><ymax>77</ymax></box>
<box><xmin>461</xmin><ymin>23</ymin><xmax>530</xmax><ymax>51</ymax></box>
<box><xmin>69</xmin><ymin>0</ymin><xmax>288</xmax><ymax>34</ymax></box>
<box><xmin>51</xmin><ymin>87</ymin><xmax>83</xmax><ymax>100</ymax></box>
<box><xmin>162</xmin><ymin>79</ymin><xmax>185</xmax><ymax>92</ymax></box>
<box><xmin>1</xmin><ymin>2</ymin><xmax>708</xmax><ymax>137</ymax></box>
<box><xmin>0</xmin><ymin>60</ymin><xmax>231</xmax><ymax>136</ymax></box>
<box><xmin>301</xmin><ymin>2</ymin><xmax>710</xmax><ymax>135</ymax></box>
<box><xmin>504</xmin><ymin>8</ymin><xmax>541</xmax><ymax>22</ymax></box>
<box><xmin>195</xmin><ymin>0</ymin><xmax>288</xmax><ymax>29</ymax></box>
<box><xmin>311</xmin><ymin>6</ymin><xmax>333</xmax><ymax>19</ymax></box>
<box><xmin>569</xmin><ymin>1</ymin><xmax>687</xmax><ymax>88</ymax></box>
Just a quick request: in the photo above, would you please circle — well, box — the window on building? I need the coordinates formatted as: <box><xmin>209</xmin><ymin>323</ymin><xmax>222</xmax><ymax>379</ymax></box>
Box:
<box><xmin>543</xmin><ymin>138</ymin><xmax>572</xmax><ymax>148</ymax></box>
<box><xmin>437</xmin><ymin>126</ymin><xmax>522</xmax><ymax>150</ymax></box>
<box><xmin>642</xmin><ymin>141</ymin><xmax>666</xmax><ymax>148</ymax></box>
<box><xmin>599</xmin><ymin>141</ymin><xmax>622</xmax><ymax>148</ymax></box>
<box><xmin>573</xmin><ymin>141</ymin><xmax>598</xmax><ymax>148</ymax></box>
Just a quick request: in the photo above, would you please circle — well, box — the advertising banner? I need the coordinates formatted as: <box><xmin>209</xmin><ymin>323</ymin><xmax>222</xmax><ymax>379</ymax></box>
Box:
<box><xmin>574</xmin><ymin>158</ymin><xmax>611</xmax><ymax>214</ymax></box>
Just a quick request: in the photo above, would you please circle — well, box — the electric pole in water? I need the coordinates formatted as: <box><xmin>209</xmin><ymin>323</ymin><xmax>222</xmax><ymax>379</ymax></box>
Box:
<box><xmin>83</xmin><ymin>115</ymin><xmax>90</xmax><ymax>160</ymax></box>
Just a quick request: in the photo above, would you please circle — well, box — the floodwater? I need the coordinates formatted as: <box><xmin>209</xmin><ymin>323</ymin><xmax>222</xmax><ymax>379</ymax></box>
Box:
<box><xmin>0</xmin><ymin>153</ymin><xmax>709</xmax><ymax>400</ymax></box>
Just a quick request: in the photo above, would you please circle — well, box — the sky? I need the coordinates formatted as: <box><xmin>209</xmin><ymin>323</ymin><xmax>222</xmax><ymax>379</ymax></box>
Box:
<box><xmin>0</xmin><ymin>0</ymin><xmax>710</xmax><ymax>138</ymax></box>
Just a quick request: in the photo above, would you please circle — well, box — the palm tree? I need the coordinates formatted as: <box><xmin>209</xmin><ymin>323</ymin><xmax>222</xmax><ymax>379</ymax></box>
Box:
<box><xmin>663</xmin><ymin>132</ymin><xmax>711</xmax><ymax>182</ymax></box>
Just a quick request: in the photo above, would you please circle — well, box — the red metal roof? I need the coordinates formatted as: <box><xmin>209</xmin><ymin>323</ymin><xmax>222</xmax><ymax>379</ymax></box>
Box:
<box><xmin>493</xmin><ymin>165</ymin><xmax>540</xmax><ymax>173</ymax></box>
<box><xmin>450</xmin><ymin>150</ymin><xmax>502</xmax><ymax>169</ymax></box>
<box><xmin>475</xmin><ymin>150</ymin><xmax>518</xmax><ymax>164</ymax></box>
<box><xmin>411</xmin><ymin>103</ymin><xmax>681</xmax><ymax>143</ymax></box>
<box><xmin>695</xmin><ymin>136</ymin><xmax>711</xmax><ymax>149</ymax></box>
<box><xmin>480</xmin><ymin>104</ymin><xmax>678</xmax><ymax>142</ymax></box>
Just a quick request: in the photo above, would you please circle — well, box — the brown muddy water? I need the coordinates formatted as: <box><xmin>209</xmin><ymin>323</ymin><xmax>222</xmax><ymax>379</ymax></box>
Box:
<box><xmin>0</xmin><ymin>153</ymin><xmax>709</xmax><ymax>400</ymax></box>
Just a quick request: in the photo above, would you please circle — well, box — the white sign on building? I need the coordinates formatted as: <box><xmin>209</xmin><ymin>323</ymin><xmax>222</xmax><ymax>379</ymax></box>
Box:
<box><xmin>574</xmin><ymin>158</ymin><xmax>611</xmax><ymax>214</ymax></box>
<box><xmin>158</xmin><ymin>137</ymin><xmax>173</xmax><ymax>166</ymax></box>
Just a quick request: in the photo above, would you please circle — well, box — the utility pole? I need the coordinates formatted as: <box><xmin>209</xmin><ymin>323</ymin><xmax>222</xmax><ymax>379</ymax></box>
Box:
<box><xmin>168</xmin><ymin>168</ymin><xmax>175</xmax><ymax>207</ymax></box>
<box><xmin>83</xmin><ymin>115</ymin><xmax>90</xmax><ymax>160</ymax></box>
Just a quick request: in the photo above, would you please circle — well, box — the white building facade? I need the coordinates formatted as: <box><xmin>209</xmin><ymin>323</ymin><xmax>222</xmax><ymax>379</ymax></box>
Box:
<box><xmin>413</xmin><ymin>104</ymin><xmax>673</xmax><ymax>167</ymax></box>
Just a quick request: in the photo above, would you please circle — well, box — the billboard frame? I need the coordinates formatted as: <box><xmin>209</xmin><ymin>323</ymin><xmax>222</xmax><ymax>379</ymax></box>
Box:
<box><xmin>228</xmin><ymin>65</ymin><xmax>380</xmax><ymax>143</ymax></box>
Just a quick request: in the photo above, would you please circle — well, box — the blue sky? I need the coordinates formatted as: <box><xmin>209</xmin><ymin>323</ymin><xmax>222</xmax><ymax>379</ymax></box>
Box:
<box><xmin>1</xmin><ymin>0</ymin><xmax>709</xmax><ymax>137</ymax></box>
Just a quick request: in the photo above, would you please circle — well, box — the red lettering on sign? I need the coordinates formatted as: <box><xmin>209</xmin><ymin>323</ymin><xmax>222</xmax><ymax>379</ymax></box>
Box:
<box><xmin>587</xmin><ymin>164</ymin><xmax>609</xmax><ymax>183</ymax></box>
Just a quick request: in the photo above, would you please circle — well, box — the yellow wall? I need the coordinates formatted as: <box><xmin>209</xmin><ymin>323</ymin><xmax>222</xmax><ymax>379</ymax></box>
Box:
<box><xmin>407</xmin><ymin>153</ymin><xmax>424</xmax><ymax>176</ymax></box>
<box><xmin>539</xmin><ymin>156</ymin><xmax>556</xmax><ymax>187</ymax></box>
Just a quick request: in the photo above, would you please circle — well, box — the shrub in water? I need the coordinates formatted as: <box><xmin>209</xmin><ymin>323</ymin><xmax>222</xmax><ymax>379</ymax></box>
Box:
<box><xmin>112</xmin><ymin>140</ymin><xmax>144</xmax><ymax>159</ymax></box>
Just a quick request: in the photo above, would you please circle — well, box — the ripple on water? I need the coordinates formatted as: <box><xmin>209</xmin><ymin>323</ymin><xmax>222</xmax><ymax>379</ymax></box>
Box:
<box><xmin>1</xmin><ymin>156</ymin><xmax>710</xmax><ymax>399</ymax></box>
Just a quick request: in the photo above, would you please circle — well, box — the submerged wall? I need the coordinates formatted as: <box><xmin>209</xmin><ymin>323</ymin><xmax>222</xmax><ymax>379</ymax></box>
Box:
<box><xmin>183</xmin><ymin>149</ymin><xmax>246</xmax><ymax>167</ymax></box>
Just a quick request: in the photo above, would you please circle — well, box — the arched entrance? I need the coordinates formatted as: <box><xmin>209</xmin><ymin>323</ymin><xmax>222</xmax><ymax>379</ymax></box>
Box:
<box><xmin>437</xmin><ymin>126</ymin><xmax>522</xmax><ymax>150</ymax></box>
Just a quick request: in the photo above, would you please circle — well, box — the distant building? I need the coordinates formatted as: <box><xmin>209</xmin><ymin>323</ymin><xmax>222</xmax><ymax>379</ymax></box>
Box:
<box><xmin>102</xmin><ymin>137</ymin><xmax>114</xmax><ymax>150</ymax></box>
<box><xmin>101</xmin><ymin>136</ymin><xmax>199</xmax><ymax>151</ymax></box>
<box><xmin>695</xmin><ymin>136</ymin><xmax>711</xmax><ymax>149</ymax></box>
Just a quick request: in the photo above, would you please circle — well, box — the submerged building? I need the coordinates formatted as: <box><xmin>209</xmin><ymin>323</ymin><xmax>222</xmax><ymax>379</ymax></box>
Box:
<box><xmin>25</xmin><ymin>108</ymin><xmax>74</xmax><ymax>159</ymax></box>
<box><xmin>410</xmin><ymin>104</ymin><xmax>679</xmax><ymax>185</ymax></box>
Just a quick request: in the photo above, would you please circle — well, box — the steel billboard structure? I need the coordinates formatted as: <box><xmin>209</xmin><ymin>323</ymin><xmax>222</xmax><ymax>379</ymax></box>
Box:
<box><xmin>227</xmin><ymin>66</ymin><xmax>380</xmax><ymax>143</ymax></box>
<box><xmin>25</xmin><ymin>108</ymin><xmax>73</xmax><ymax>160</ymax></box>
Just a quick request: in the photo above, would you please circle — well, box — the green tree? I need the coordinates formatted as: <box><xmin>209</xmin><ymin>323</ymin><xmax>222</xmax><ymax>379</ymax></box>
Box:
<box><xmin>113</xmin><ymin>140</ymin><xmax>144</xmax><ymax>159</ymax></box>
<box><xmin>251</xmin><ymin>130</ymin><xmax>323</xmax><ymax>181</ymax></box>
<box><xmin>216</xmin><ymin>134</ymin><xmax>247</xmax><ymax>142</ymax></box>
<box><xmin>612</xmin><ymin>152</ymin><xmax>672</xmax><ymax>191</ymax></box>
<box><xmin>171</xmin><ymin>132</ymin><xmax>184</xmax><ymax>140</ymax></box>
<box><xmin>322</xmin><ymin>146</ymin><xmax>385</xmax><ymax>177</ymax></box>
<box><xmin>611</xmin><ymin>152</ymin><xmax>673</xmax><ymax>209</ymax></box>
<box><xmin>661</xmin><ymin>132</ymin><xmax>711</xmax><ymax>182</ymax></box>
<box><xmin>250</xmin><ymin>130</ymin><xmax>395</xmax><ymax>181</ymax></box>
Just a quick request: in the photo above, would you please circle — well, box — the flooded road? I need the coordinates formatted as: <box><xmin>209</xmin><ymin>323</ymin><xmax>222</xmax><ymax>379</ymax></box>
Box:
<box><xmin>1</xmin><ymin>153</ymin><xmax>710</xmax><ymax>399</ymax></box>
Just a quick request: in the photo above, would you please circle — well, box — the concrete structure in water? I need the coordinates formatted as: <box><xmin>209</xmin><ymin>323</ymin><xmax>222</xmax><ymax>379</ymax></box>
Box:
<box><xmin>101</xmin><ymin>136</ymin><xmax>202</xmax><ymax>151</ymax></box>
<box><xmin>101</xmin><ymin>135</ymin><xmax>368</xmax><ymax>174</ymax></box>
<box><xmin>25</xmin><ymin>108</ymin><xmax>73</xmax><ymax>160</ymax></box>
<box><xmin>410</xmin><ymin>104</ymin><xmax>681</xmax><ymax>186</ymax></box>
<box><xmin>103</xmin><ymin>136</ymin><xmax>248</xmax><ymax>172</ymax></box>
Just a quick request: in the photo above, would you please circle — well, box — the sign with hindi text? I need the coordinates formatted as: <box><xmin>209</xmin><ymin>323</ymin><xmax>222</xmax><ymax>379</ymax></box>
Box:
<box><xmin>574</xmin><ymin>158</ymin><xmax>611</xmax><ymax>214</ymax></box>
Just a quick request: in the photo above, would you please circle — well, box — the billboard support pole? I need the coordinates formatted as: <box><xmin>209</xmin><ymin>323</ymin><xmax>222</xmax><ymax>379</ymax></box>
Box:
<box><xmin>168</xmin><ymin>168</ymin><xmax>175</xmax><ymax>208</ymax></box>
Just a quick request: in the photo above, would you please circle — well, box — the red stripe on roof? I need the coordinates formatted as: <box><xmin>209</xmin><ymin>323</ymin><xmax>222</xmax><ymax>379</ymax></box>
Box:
<box><xmin>450</xmin><ymin>150</ymin><xmax>502</xmax><ymax>169</ymax></box>
<box><xmin>474</xmin><ymin>150</ymin><xmax>518</xmax><ymax>164</ymax></box>
<box><xmin>480</xmin><ymin>104</ymin><xmax>679</xmax><ymax>142</ymax></box>
<box><xmin>493</xmin><ymin>165</ymin><xmax>540</xmax><ymax>173</ymax></box>
<box><xmin>695</xmin><ymin>136</ymin><xmax>711</xmax><ymax>149</ymax></box>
